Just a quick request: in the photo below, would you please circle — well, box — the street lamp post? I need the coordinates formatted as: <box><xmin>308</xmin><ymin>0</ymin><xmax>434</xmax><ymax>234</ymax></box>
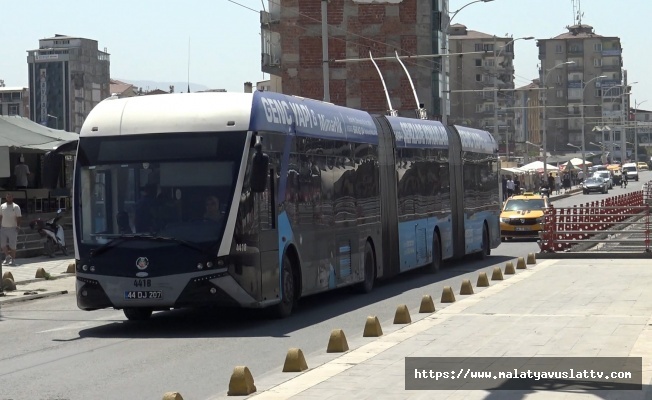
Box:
<box><xmin>441</xmin><ymin>0</ymin><xmax>494</xmax><ymax>125</ymax></box>
<box><xmin>525</xmin><ymin>141</ymin><xmax>542</xmax><ymax>163</ymax></box>
<box><xmin>542</xmin><ymin>61</ymin><xmax>575</xmax><ymax>176</ymax></box>
<box><xmin>590</xmin><ymin>141</ymin><xmax>608</xmax><ymax>165</ymax></box>
<box><xmin>580</xmin><ymin>75</ymin><xmax>606</xmax><ymax>176</ymax></box>
<box><xmin>494</xmin><ymin>35</ymin><xmax>534</xmax><ymax>161</ymax></box>
<box><xmin>47</xmin><ymin>114</ymin><xmax>59</xmax><ymax>129</ymax></box>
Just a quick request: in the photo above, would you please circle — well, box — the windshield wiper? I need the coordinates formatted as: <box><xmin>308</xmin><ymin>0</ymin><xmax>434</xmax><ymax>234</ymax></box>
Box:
<box><xmin>91</xmin><ymin>234</ymin><xmax>207</xmax><ymax>257</ymax></box>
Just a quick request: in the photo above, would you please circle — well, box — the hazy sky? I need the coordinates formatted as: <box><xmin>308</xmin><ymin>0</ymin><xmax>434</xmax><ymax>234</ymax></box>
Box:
<box><xmin>1</xmin><ymin>0</ymin><xmax>650</xmax><ymax>107</ymax></box>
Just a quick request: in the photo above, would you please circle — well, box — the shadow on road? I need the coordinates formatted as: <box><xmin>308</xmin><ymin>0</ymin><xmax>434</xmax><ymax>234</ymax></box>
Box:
<box><xmin>77</xmin><ymin>254</ymin><xmax>516</xmax><ymax>340</ymax></box>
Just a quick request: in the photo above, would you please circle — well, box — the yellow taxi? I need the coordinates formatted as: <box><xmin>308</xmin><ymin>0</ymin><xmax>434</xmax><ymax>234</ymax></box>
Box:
<box><xmin>637</xmin><ymin>162</ymin><xmax>649</xmax><ymax>171</ymax></box>
<box><xmin>500</xmin><ymin>192</ymin><xmax>549</xmax><ymax>241</ymax></box>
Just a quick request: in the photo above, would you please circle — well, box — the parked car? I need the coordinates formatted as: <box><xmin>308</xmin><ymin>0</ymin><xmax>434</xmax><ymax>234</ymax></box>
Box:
<box><xmin>622</xmin><ymin>162</ymin><xmax>639</xmax><ymax>181</ymax></box>
<box><xmin>500</xmin><ymin>192</ymin><xmax>549</xmax><ymax>241</ymax></box>
<box><xmin>637</xmin><ymin>161</ymin><xmax>649</xmax><ymax>171</ymax></box>
<box><xmin>592</xmin><ymin>170</ymin><xmax>613</xmax><ymax>189</ymax></box>
<box><xmin>582</xmin><ymin>177</ymin><xmax>609</xmax><ymax>194</ymax></box>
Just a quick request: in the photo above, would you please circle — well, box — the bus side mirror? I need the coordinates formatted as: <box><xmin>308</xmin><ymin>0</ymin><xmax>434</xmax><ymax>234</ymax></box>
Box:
<box><xmin>250</xmin><ymin>151</ymin><xmax>269</xmax><ymax>193</ymax></box>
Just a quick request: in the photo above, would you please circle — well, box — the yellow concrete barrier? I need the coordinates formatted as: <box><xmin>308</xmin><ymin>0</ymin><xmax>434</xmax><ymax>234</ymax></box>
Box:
<box><xmin>363</xmin><ymin>316</ymin><xmax>383</xmax><ymax>337</ymax></box>
<box><xmin>282</xmin><ymin>348</ymin><xmax>308</xmax><ymax>372</ymax></box>
<box><xmin>419</xmin><ymin>295</ymin><xmax>436</xmax><ymax>313</ymax></box>
<box><xmin>459</xmin><ymin>279</ymin><xmax>474</xmax><ymax>295</ymax></box>
<box><xmin>162</xmin><ymin>392</ymin><xmax>184</xmax><ymax>400</ymax></box>
<box><xmin>35</xmin><ymin>267</ymin><xmax>47</xmax><ymax>279</ymax></box>
<box><xmin>2</xmin><ymin>277</ymin><xmax>16</xmax><ymax>291</ymax></box>
<box><xmin>526</xmin><ymin>253</ymin><xmax>536</xmax><ymax>265</ymax></box>
<box><xmin>66</xmin><ymin>263</ymin><xmax>76</xmax><ymax>273</ymax></box>
<box><xmin>516</xmin><ymin>257</ymin><xmax>526</xmax><ymax>269</ymax></box>
<box><xmin>2</xmin><ymin>271</ymin><xmax>14</xmax><ymax>281</ymax></box>
<box><xmin>477</xmin><ymin>272</ymin><xmax>490</xmax><ymax>287</ymax></box>
<box><xmin>327</xmin><ymin>329</ymin><xmax>349</xmax><ymax>353</ymax></box>
<box><xmin>504</xmin><ymin>262</ymin><xmax>515</xmax><ymax>275</ymax></box>
<box><xmin>227</xmin><ymin>366</ymin><xmax>257</xmax><ymax>396</ymax></box>
<box><xmin>491</xmin><ymin>267</ymin><xmax>503</xmax><ymax>281</ymax></box>
<box><xmin>393</xmin><ymin>304</ymin><xmax>412</xmax><ymax>324</ymax></box>
<box><xmin>441</xmin><ymin>286</ymin><xmax>455</xmax><ymax>303</ymax></box>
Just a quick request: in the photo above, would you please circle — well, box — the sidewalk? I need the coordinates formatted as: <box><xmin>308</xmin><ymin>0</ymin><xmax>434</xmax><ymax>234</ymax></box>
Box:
<box><xmin>0</xmin><ymin>255</ymin><xmax>75</xmax><ymax>304</ymax></box>
<box><xmin>211</xmin><ymin>259</ymin><xmax>652</xmax><ymax>400</ymax></box>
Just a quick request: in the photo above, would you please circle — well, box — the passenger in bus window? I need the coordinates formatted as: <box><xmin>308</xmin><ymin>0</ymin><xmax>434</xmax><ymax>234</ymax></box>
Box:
<box><xmin>204</xmin><ymin>195</ymin><xmax>223</xmax><ymax>223</ymax></box>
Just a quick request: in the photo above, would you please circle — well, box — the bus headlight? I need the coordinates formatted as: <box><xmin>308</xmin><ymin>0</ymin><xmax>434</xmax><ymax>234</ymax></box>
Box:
<box><xmin>82</xmin><ymin>265</ymin><xmax>88</xmax><ymax>271</ymax></box>
<box><xmin>197</xmin><ymin>263</ymin><xmax>204</xmax><ymax>270</ymax></box>
<box><xmin>206</xmin><ymin>262</ymin><xmax>214</xmax><ymax>268</ymax></box>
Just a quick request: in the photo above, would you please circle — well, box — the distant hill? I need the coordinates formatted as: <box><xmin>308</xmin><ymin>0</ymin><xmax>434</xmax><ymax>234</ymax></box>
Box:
<box><xmin>115</xmin><ymin>79</ymin><xmax>212</xmax><ymax>93</ymax></box>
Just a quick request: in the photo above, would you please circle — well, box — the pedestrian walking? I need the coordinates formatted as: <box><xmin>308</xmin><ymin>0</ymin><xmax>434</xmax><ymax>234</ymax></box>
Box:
<box><xmin>1</xmin><ymin>194</ymin><xmax>22</xmax><ymax>266</ymax></box>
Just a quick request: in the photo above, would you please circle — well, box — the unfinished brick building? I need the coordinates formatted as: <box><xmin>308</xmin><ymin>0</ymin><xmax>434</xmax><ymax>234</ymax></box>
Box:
<box><xmin>261</xmin><ymin>0</ymin><xmax>447</xmax><ymax>119</ymax></box>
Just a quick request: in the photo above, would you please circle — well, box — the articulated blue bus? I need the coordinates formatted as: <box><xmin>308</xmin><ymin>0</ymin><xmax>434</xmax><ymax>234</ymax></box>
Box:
<box><xmin>59</xmin><ymin>90</ymin><xmax>500</xmax><ymax>320</ymax></box>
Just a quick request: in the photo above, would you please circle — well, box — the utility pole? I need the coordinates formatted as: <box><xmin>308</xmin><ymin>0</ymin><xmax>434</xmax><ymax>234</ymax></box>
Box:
<box><xmin>321</xmin><ymin>0</ymin><xmax>330</xmax><ymax>102</ymax></box>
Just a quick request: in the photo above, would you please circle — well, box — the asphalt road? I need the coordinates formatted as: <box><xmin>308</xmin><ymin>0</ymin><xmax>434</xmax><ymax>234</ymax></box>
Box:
<box><xmin>0</xmin><ymin>173</ymin><xmax>647</xmax><ymax>400</ymax></box>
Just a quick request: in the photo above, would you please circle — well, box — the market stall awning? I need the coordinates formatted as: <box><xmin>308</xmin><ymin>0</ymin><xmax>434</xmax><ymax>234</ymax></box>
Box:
<box><xmin>0</xmin><ymin>115</ymin><xmax>78</xmax><ymax>152</ymax></box>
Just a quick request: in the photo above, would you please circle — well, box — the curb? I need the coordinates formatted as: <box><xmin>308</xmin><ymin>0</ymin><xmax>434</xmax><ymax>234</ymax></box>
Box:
<box><xmin>0</xmin><ymin>289</ymin><xmax>69</xmax><ymax>305</ymax></box>
<box><xmin>14</xmin><ymin>273</ymin><xmax>75</xmax><ymax>286</ymax></box>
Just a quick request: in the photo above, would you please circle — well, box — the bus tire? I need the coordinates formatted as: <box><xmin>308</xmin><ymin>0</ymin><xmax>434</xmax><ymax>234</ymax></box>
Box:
<box><xmin>272</xmin><ymin>253</ymin><xmax>296</xmax><ymax>318</ymax></box>
<box><xmin>426</xmin><ymin>231</ymin><xmax>441</xmax><ymax>273</ymax></box>
<box><xmin>355</xmin><ymin>241</ymin><xmax>376</xmax><ymax>293</ymax></box>
<box><xmin>476</xmin><ymin>224</ymin><xmax>490</xmax><ymax>260</ymax></box>
<box><xmin>123</xmin><ymin>308</ymin><xmax>153</xmax><ymax>321</ymax></box>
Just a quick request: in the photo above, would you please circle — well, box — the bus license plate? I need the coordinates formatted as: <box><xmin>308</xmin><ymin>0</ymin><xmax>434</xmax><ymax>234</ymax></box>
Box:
<box><xmin>515</xmin><ymin>227</ymin><xmax>530</xmax><ymax>231</ymax></box>
<box><xmin>124</xmin><ymin>291</ymin><xmax>162</xmax><ymax>300</ymax></box>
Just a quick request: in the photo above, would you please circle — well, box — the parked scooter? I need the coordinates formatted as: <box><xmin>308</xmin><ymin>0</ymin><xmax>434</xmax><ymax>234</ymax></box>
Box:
<box><xmin>30</xmin><ymin>209</ymin><xmax>68</xmax><ymax>257</ymax></box>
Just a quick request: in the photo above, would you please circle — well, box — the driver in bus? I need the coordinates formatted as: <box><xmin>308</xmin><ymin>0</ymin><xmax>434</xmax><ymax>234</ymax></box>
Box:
<box><xmin>204</xmin><ymin>195</ymin><xmax>224</xmax><ymax>223</ymax></box>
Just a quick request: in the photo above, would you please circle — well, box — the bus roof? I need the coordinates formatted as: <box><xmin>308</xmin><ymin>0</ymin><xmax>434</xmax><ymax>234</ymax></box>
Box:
<box><xmin>79</xmin><ymin>92</ymin><xmax>254</xmax><ymax>137</ymax></box>
<box><xmin>384</xmin><ymin>116</ymin><xmax>448</xmax><ymax>148</ymax></box>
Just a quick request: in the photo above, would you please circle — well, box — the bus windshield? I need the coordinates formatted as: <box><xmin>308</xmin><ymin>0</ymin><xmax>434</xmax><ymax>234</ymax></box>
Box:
<box><xmin>75</xmin><ymin>132</ymin><xmax>246</xmax><ymax>249</ymax></box>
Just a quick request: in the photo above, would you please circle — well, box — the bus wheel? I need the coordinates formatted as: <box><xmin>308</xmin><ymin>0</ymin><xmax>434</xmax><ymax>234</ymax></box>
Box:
<box><xmin>272</xmin><ymin>253</ymin><xmax>295</xmax><ymax>318</ymax></box>
<box><xmin>123</xmin><ymin>308</ymin><xmax>153</xmax><ymax>321</ymax></box>
<box><xmin>476</xmin><ymin>225</ymin><xmax>490</xmax><ymax>260</ymax></box>
<box><xmin>426</xmin><ymin>231</ymin><xmax>441</xmax><ymax>273</ymax></box>
<box><xmin>355</xmin><ymin>242</ymin><xmax>376</xmax><ymax>293</ymax></box>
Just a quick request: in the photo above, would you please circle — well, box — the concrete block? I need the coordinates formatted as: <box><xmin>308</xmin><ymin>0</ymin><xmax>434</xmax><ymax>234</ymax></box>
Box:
<box><xmin>517</xmin><ymin>257</ymin><xmax>527</xmax><ymax>269</ymax></box>
<box><xmin>504</xmin><ymin>262</ymin><xmax>516</xmax><ymax>275</ymax></box>
<box><xmin>526</xmin><ymin>253</ymin><xmax>536</xmax><ymax>266</ymax></box>
<box><xmin>477</xmin><ymin>272</ymin><xmax>490</xmax><ymax>287</ymax></box>
<box><xmin>363</xmin><ymin>316</ymin><xmax>383</xmax><ymax>337</ymax></box>
<box><xmin>35</xmin><ymin>267</ymin><xmax>47</xmax><ymax>279</ymax></box>
<box><xmin>393</xmin><ymin>304</ymin><xmax>411</xmax><ymax>324</ymax></box>
<box><xmin>2</xmin><ymin>271</ymin><xmax>14</xmax><ymax>281</ymax></box>
<box><xmin>327</xmin><ymin>329</ymin><xmax>349</xmax><ymax>353</ymax></box>
<box><xmin>460</xmin><ymin>279</ymin><xmax>474</xmax><ymax>295</ymax></box>
<box><xmin>419</xmin><ymin>295</ymin><xmax>435</xmax><ymax>313</ymax></box>
<box><xmin>227</xmin><ymin>366</ymin><xmax>256</xmax><ymax>396</ymax></box>
<box><xmin>441</xmin><ymin>286</ymin><xmax>455</xmax><ymax>303</ymax></box>
<box><xmin>162</xmin><ymin>392</ymin><xmax>183</xmax><ymax>400</ymax></box>
<box><xmin>66</xmin><ymin>263</ymin><xmax>76</xmax><ymax>273</ymax></box>
<box><xmin>2</xmin><ymin>277</ymin><xmax>16</xmax><ymax>291</ymax></box>
<box><xmin>282</xmin><ymin>348</ymin><xmax>308</xmax><ymax>372</ymax></box>
<box><xmin>492</xmin><ymin>267</ymin><xmax>504</xmax><ymax>281</ymax></box>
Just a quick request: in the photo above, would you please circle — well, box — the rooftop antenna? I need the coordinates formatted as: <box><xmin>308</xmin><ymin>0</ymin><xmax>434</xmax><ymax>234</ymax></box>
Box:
<box><xmin>187</xmin><ymin>37</ymin><xmax>191</xmax><ymax>93</ymax></box>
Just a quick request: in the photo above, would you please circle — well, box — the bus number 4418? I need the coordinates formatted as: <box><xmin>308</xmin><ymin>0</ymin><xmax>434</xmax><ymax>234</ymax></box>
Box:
<box><xmin>134</xmin><ymin>279</ymin><xmax>151</xmax><ymax>287</ymax></box>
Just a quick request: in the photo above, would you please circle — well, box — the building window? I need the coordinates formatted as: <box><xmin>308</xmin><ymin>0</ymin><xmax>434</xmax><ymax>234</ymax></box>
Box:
<box><xmin>596</xmin><ymin>89</ymin><xmax>602</xmax><ymax>97</ymax></box>
<box><xmin>476</xmin><ymin>74</ymin><xmax>482</xmax><ymax>82</ymax></box>
<box><xmin>594</xmin><ymin>43</ymin><xmax>603</xmax><ymax>52</ymax></box>
<box><xmin>594</xmin><ymin>58</ymin><xmax>602</xmax><ymax>67</ymax></box>
<box><xmin>557</xmin><ymin>89</ymin><xmax>563</xmax><ymax>98</ymax></box>
<box><xmin>8</xmin><ymin>104</ymin><xmax>19</xmax><ymax>115</ymax></box>
<box><xmin>484</xmin><ymin>59</ymin><xmax>494</xmax><ymax>67</ymax></box>
<box><xmin>556</xmin><ymin>75</ymin><xmax>562</xmax><ymax>83</ymax></box>
<box><xmin>475</xmin><ymin>59</ymin><xmax>482</xmax><ymax>67</ymax></box>
<box><xmin>483</xmin><ymin>44</ymin><xmax>494</xmax><ymax>52</ymax></box>
<box><xmin>476</xmin><ymin>104</ymin><xmax>483</xmax><ymax>112</ymax></box>
<box><xmin>555</xmin><ymin>44</ymin><xmax>562</xmax><ymax>53</ymax></box>
<box><xmin>474</xmin><ymin>43</ymin><xmax>483</xmax><ymax>51</ymax></box>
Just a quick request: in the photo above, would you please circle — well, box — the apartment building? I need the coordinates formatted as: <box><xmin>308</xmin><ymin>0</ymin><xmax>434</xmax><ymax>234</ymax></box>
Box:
<box><xmin>0</xmin><ymin>87</ymin><xmax>29</xmax><ymax>117</ymax></box>
<box><xmin>448</xmin><ymin>24</ymin><xmax>517</xmax><ymax>155</ymax></box>
<box><xmin>513</xmin><ymin>79</ymin><xmax>542</xmax><ymax>161</ymax></box>
<box><xmin>26</xmin><ymin>34</ymin><xmax>110</xmax><ymax>132</ymax></box>
<box><xmin>260</xmin><ymin>0</ymin><xmax>448</xmax><ymax>119</ymax></box>
<box><xmin>537</xmin><ymin>24</ymin><xmax>624</xmax><ymax>156</ymax></box>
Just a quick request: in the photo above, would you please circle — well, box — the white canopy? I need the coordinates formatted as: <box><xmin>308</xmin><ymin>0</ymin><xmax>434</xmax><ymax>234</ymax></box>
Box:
<box><xmin>570</xmin><ymin>157</ymin><xmax>592</xmax><ymax>166</ymax></box>
<box><xmin>519</xmin><ymin>161</ymin><xmax>559</xmax><ymax>171</ymax></box>
<box><xmin>501</xmin><ymin>167</ymin><xmax>526</xmax><ymax>174</ymax></box>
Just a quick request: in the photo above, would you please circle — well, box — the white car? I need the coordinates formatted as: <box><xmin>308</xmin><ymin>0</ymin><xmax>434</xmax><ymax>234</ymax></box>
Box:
<box><xmin>622</xmin><ymin>163</ymin><xmax>639</xmax><ymax>181</ymax></box>
<box><xmin>592</xmin><ymin>171</ymin><xmax>613</xmax><ymax>189</ymax></box>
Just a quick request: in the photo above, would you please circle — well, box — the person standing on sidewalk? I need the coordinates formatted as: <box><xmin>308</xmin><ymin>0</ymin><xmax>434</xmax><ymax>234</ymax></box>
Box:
<box><xmin>0</xmin><ymin>194</ymin><xmax>22</xmax><ymax>266</ymax></box>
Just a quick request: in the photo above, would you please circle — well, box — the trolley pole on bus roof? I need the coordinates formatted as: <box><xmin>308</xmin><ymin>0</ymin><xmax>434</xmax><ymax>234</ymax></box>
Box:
<box><xmin>321</xmin><ymin>0</ymin><xmax>330</xmax><ymax>102</ymax></box>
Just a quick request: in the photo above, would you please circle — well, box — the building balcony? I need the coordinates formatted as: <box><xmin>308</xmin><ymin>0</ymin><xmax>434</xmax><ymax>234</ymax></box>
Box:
<box><xmin>601</xmin><ymin>49</ymin><xmax>622</xmax><ymax>57</ymax></box>
<box><xmin>261</xmin><ymin>52</ymin><xmax>282</xmax><ymax>75</ymax></box>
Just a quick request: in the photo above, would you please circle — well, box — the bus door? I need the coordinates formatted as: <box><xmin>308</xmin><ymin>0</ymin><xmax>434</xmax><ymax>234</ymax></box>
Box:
<box><xmin>255</xmin><ymin>166</ymin><xmax>279</xmax><ymax>303</ymax></box>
